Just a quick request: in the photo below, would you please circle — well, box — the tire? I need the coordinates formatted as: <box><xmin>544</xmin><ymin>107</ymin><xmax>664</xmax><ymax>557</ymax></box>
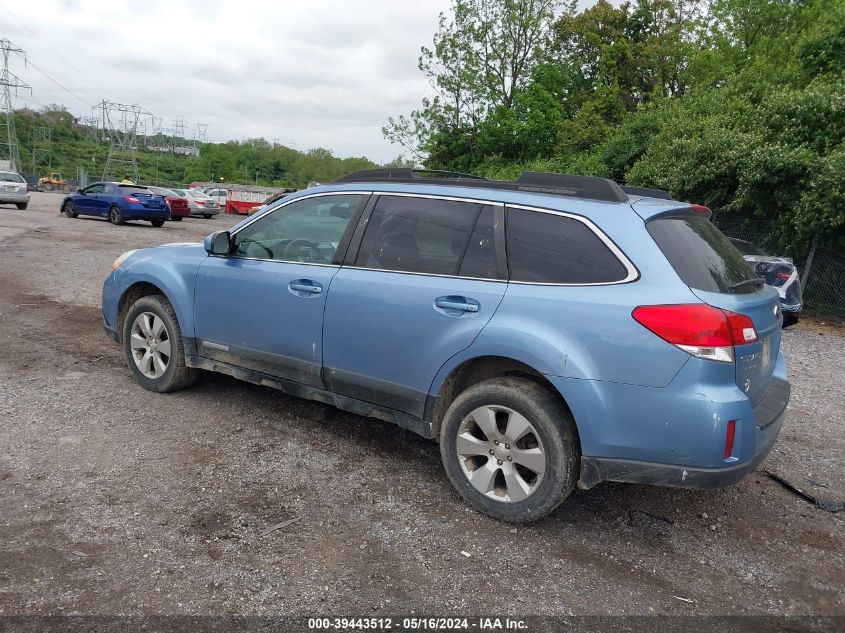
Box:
<box><xmin>202</xmin><ymin>214</ymin><xmax>212</xmax><ymax>219</ymax></box>
<box><xmin>16</xmin><ymin>203</ymin><xmax>28</xmax><ymax>210</ymax></box>
<box><xmin>122</xmin><ymin>294</ymin><xmax>197</xmax><ymax>393</ymax></box>
<box><xmin>171</xmin><ymin>216</ymin><xmax>183</xmax><ymax>222</ymax></box>
<box><xmin>109</xmin><ymin>205</ymin><xmax>125</xmax><ymax>225</ymax></box>
<box><xmin>63</xmin><ymin>200</ymin><xmax>78</xmax><ymax>218</ymax></box>
<box><xmin>151</xmin><ymin>219</ymin><xmax>166</xmax><ymax>227</ymax></box>
<box><xmin>439</xmin><ymin>377</ymin><xmax>579</xmax><ymax>523</ymax></box>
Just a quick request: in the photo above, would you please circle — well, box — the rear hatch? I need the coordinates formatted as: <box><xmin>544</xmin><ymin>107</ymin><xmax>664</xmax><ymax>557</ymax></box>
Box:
<box><xmin>646</xmin><ymin>212</ymin><xmax>781</xmax><ymax>406</ymax></box>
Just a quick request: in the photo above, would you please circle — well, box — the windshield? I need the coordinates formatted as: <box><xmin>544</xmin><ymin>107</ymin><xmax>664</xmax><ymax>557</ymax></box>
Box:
<box><xmin>647</xmin><ymin>215</ymin><xmax>761</xmax><ymax>294</ymax></box>
<box><xmin>729</xmin><ymin>238</ymin><xmax>767</xmax><ymax>257</ymax></box>
<box><xmin>0</xmin><ymin>171</ymin><xmax>25</xmax><ymax>183</ymax></box>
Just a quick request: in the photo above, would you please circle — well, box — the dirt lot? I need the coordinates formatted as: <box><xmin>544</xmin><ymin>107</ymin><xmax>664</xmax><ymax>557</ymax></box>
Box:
<box><xmin>0</xmin><ymin>192</ymin><xmax>843</xmax><ymax>618</ymax></box>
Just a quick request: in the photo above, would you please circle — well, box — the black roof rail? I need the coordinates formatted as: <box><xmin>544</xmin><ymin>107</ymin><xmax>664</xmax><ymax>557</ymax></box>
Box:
<box><xmin>333</xmin><ymin>168</ymin><xmax>485</xmax><ymax>182</ymax></box>
<box><xmin>621</xmin><ymin>185</ymin><xmax>672</xmax><ymax>200</ymax></box>
<box><xmin>334</xmin><ymin>169</ymin><xmax>629</xmax><ymax>203</ymax></box>
<box><xmin>516</xmin><ymin>172</ymin><xmax>628</xmax><ymax>203</ymax></box>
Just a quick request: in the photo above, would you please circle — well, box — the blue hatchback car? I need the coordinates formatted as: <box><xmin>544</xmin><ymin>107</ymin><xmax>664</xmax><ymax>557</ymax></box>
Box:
<box><xmin>62</xmin><ymin>182</ymin><xmax>170</xmax><ymax>226</ymax></box>
<box><xmin>101</xmin><ymin>169</ymin><xmax>789</xmax><ymax>522</ymax></box>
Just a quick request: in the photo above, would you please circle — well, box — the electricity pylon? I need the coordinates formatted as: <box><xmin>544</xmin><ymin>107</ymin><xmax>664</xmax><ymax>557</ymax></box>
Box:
<box><xmin>0</xmin><ymin>39</ymin><xmax>30</xmax><ymax>172</ymax></box>
<box><xmin>95</xmin><ymin>100</ymin><xmax>150</xmax><ymax>182</ymax></box>
<box><xmin>30</xmin><ymin>126</ymin><xmax>51</xmax><ymax>174</ymax></box>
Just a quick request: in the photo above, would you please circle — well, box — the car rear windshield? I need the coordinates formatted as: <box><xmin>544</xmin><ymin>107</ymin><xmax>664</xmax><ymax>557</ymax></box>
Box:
<box><xmin>0</xmin><ymin>171</ymin><xmax>25</xmax><ymax>183</ymax></box>
<box><xmin>117</xmin><ymin>185</ymin><xmax>154</xmax><ymax>195</ymax></box>
<box><xmin>647</xmin><ymin>215</ymin><xmax>760</xmax><ymax>294</ymax></box>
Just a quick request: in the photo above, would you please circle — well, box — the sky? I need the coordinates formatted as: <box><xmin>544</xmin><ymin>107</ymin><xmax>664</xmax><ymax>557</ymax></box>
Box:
<box><xmin>1</xmin><ymin>0</ymin><xmax>602</xmax><ymax>163</ymax></box>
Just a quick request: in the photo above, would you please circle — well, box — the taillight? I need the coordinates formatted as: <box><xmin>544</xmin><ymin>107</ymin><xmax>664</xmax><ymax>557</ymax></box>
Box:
<box><xmin>124</xmin><ymin>196</ymin><xmax>140</xmax><ymax>203</ymax></box>
<box><xmin>632</xmin><ymin>304</ymin><xmax>758</xmax><ymax>363</ymax></box>
<box><xmin>724</xmin><ymin>420</ymin><xmax>736</xmax><ymax>459</ymax></box>
<box><xmin>775</xmin><ymin>271</ymin><xmax>791</xmax><ymax>282</ymax></box>
<box><xmin>195</xmin><ymin>200</ymin><xmax>206</xmax><ymax>205</ymax></box>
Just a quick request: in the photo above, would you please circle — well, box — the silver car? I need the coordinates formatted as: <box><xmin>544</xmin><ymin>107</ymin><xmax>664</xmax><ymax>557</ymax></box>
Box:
<box><xmin>171</xmin><ymin>188</ymin><xmax>221</xmax><ymax>218</ymax></box>
<box><xmin>0</xmin><ymin>171</ymin><xmax>30</xmax><ymax>209</ymax></box>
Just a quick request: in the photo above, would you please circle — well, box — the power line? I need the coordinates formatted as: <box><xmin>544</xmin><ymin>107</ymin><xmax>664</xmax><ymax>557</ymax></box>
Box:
<box><xmin>0</xmin><ymin>2</ymin><xmax>92</xmax><ymax>81</ymax></box>
<box><xmin>24</xmin><ymin>58</ymin><xmax>90</xmax><ymax>108</ymax></box>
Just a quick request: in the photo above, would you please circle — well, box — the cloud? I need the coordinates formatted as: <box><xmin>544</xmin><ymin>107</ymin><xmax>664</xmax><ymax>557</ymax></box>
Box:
<box><xmin>2</xmin><ymin>0</ymin><xmax>605</xmax><ymax>162</ymax></box>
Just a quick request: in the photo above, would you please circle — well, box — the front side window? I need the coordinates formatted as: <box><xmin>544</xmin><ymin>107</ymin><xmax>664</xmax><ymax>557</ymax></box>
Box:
<box><xmin>506</xmin><ymin>207</ymin><xmax>629</xmax><ymax>284</ymax></box>
<box><xmin>355</xmin><ymin>196</ymin><xmax>496</xmax><ymax>277</ymax></box>
<box><xmin>85</xmin><ymin>184</ymin><xmax>105</xmax><ymax>194</ymax></box>
<box><xmin>232</xmin><ymin>194</ymin><xmax>362</xmax><ymax>264</ymax></box>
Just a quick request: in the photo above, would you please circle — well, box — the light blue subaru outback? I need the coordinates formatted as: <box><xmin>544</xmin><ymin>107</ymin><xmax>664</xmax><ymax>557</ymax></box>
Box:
<box><xmin>102</xmin><ymin>169</ymin><xmax>789</xmax><ymax>522</ymax></box>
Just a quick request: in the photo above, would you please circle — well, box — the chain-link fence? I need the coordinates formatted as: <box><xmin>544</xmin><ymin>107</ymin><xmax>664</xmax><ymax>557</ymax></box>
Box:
<box><xmin>714</xmin><ymin>215</ymin><xmax>845</xmax><ymax>319</ymax></box>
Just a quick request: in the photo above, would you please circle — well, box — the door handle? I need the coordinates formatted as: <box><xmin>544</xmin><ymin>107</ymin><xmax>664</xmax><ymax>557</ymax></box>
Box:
<box><xmin>435</xmin><ymin>297</ymin><xmax>479</xmax><ymax>313</ymax></box>
<box><xmin>289</xmin><ymin>280</ymin><xmax>322</xmax><ymax>294</ymax></box>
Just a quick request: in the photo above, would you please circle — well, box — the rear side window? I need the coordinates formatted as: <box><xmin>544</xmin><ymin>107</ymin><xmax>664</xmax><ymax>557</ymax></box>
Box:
<box><xmin>506</xmin><ymin>208</ymin><xmax>628</xmax><ymax>283</ymax></box>
<box><xmin>647</xmin><ymin>216</ymin><xmax>759</xmax><ymax>294</ymax></box>
<box><xmin>356</xmin><ymin>196</ymin><xmax>496</xmax><ymax>277</ymax></box>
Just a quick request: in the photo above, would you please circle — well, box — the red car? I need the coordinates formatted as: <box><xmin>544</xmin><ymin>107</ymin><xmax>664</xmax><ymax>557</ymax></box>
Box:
<box><xmin>148</xmin><ymin>186</ymin><xmax>190</xmax><ymax>221</ymax></box>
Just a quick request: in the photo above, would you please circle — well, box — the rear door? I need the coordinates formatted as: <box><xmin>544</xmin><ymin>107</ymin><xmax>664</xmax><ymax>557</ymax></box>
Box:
<box><xmin>322</xmin><ymin>194</ymin><xmax>507</xmax><ymax>418</ymax></box>
<box><xmin>646</xmin><ymin>214</ymin><xmax>781</xmax><ymax>405</ymax></box>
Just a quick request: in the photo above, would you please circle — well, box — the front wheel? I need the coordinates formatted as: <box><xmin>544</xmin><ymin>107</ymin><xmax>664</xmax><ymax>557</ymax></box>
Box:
<box><xmin>439</xmin><ymin>377</ymin><xmax>579</xmax><ymax>523</ymax></box>
<box><xmin>122</xmin><ymin>295</ymin><xmax>197</xmax><ymax>393</ymax></box>
<box><xmin>109</xmin><ymin>205</ymin><xmax>124</xmax><ymax>225</ymax></box>
<box><xmin>151</xmin><ymin>219</ymin><xmax>165</xmax><ymax>227</ymax></box>
<box><xmin>63</xmin><ymin>200</ymin><xmax>78</xmax><ymax>218</ymax></box>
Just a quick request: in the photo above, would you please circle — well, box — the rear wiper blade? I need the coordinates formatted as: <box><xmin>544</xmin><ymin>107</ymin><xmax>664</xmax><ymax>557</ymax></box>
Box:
<box><xmin>729</xmin><ymin>277</ymin><xmax>766</xmax><ymax>291</ymax></box>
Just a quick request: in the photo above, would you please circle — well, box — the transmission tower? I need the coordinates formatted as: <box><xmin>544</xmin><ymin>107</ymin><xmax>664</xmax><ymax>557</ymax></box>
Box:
<box><xmin>192</xmin><ymin>122</ymin><xmax>208</xmax><ymax>153</ymax></box>
<box><xmin>30</xmin><ymin>126</ymin><xmax>51</xmax><ymax>174</ymax></box>
<box><xmin>82</xmin><ymin>114</ymin><xmax>100</xmax><ymax>143</ymax></box>
<box><xmin>0</xmin><ymin>39</ymin><xmax>31</xmax><ymax>173</ymax></box>
<box><xmin>170</xmin><ymin>115</ymin><xmax>185</xmax><ymax>154</ymax></box>
<box><xmin>96</xmin><ymin>100</ymin><xmax>150</xmax><ymax>182</ymax></box>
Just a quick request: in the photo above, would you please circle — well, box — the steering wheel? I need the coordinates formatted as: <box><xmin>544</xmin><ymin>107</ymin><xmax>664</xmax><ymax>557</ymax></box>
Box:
<box><xmin>282</xmin><ymin>239</ymin><xmax>320</xmax><ymax>262</ymax></box>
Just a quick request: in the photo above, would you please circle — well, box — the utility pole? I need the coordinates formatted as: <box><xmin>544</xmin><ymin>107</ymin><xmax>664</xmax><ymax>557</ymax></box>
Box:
<box><xmin>95</xmin><ymin>99</ymin><xmax>150</xmax><ymax>182</ymax></box>
<box><xmin>0</xmin><ymin>39</ymin><xmax>31</xmax><ymax>173</ymax></box>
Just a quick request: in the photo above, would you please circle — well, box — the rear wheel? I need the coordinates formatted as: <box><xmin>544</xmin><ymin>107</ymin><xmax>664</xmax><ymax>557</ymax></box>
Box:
<box><xmin>151</xmin><ymin>219</ymin><xmax>165</xmax><ymax>227</ymax></box>
<box><xmin>122</xmin><ymin>295</ymin><xmax>197</xmax><ymax>393</ymax></box>
<box><xmin>16</xmin><ymin>203</ymin><xmax>27</xmax><ymax>210</ymax></box>
<box><xmin>171</xmin><ymin>216</ymin><xmax>183</xmax><ymax>222</ymax></box>
<box><xmin>109</xmin><ymin>205</ymin><xmax>124</xmax><ymax>225</ymax></box>
<box><xmin>202</xmin><ymin>214</ymin><xmax>212</xmax><ymax>219</ymax></box>
<box><xmin>63</xmin><ymin>200</ymin><xmax>78</xmax><ymax>218</ymax></box>
<box><xmin>439</xmin><ymin>377</ymin><xmax>579</xmax><ymax>523</ymax></box>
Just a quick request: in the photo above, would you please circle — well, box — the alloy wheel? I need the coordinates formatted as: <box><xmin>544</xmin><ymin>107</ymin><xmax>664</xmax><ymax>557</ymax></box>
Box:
<box><xmin>129</xmin><ymin>312</ymin><xmax>171</xmax><ymax>379</ymax></box>
<box><xmin>455</xmin><ymin>405</ymin><xmax>546</xmax><ymax>502</ymax></box>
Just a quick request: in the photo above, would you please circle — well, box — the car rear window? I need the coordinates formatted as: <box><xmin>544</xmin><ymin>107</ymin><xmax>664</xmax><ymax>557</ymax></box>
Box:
<box><xmin>506</xmin><ymin>208</ymin><xmax>629</xmax><ymax>284</ymax></box>
<box><xmin>117</xmin><ymin>185</ymin><xmax>154</xmax><ymax>195</ymax></box>
<box><xmin>647</xmin><ymin>216</ymin><xmax>760</xmax><ymax>294</ymax></box>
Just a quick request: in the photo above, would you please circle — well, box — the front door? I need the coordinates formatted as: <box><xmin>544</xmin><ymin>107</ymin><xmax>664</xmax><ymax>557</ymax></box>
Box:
<box><xmin>193</xmin><ymin>193</ymin><xmax>366</xmax><ymax>387</ymax></box>
<box><xmin>323</xmin><ymin>194</ymin><xmax>507</xmax><ymax>418</ymax></box>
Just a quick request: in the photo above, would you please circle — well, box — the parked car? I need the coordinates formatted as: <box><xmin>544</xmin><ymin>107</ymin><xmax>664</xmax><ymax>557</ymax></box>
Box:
<box><xmin>171</xmin><ymin>188</ymin><xmax>221</xmax><ymax>218</ymax></box>
<box><xmin>0</xmin><ymin>170</ymin><xmax>30</xmax><ymax>209</ymax></box>
<box><xmin>247</xmin><ymin>189</ymin><xmax>297</xmax><ymax>215</ymax></box>
<box><xmin>146</xmin><ymin>186</ymin><xmax>190</xmax><ymax>221</ymax></box>
<box><xmin>729</xmin><ymin>238</ymin><xmax>802</xmax><ymax>327</ymax></box>
<box><xmin>202</xmin><ymin>188</ymin><xmax>228</xmax><ymax>211</ymax></box>
<box><xmin>61</xmin><ymin>182</ymin><xmax>170</xmax><ymax>227</ymax></box>
<box><xmin>101</xmin><ymin>169</ymin><xmax>789</xmax><ymax>522</ymax></box>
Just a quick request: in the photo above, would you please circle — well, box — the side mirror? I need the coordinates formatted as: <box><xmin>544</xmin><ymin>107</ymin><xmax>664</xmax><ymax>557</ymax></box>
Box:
<box><xmin>205</xmin><ymin>231</ymin><xmax>232</xmax><ymax>255</ymax></box>
<box><xmin>78</xmin><ymin>190</ymin><xmax>85</xmax><ymax>195</ymax></box>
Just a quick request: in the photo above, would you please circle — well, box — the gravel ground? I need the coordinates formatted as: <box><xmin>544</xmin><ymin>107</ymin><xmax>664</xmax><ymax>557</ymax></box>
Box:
<box><xmin>0</xmin><ymin>193</ymin><xmax>842</xmax><ymax>618</ymax></box>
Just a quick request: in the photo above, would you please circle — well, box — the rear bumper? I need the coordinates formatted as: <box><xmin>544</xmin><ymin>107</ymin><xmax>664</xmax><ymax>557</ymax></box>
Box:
<box><xmin>578</xmin><ymin>378</ymin><xmax>790</xmax><ymax>489</ymax></box>
<box><xmin>191</xmin><ymin>207</ymin><xmax>221</xmax><ymax>216</ymax></box>
<box><xmin>0</xmin><ymin>192</ymin><xmax>30</xmax><ymax>203</ymax></box>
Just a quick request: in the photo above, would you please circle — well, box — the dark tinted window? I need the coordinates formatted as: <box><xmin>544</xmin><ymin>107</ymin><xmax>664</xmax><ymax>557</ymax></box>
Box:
<box><xmin>356</xmin><ymin>196</ymin><xmax>493</xmax><ymax>276</ymax></box>
<box><xmin>506</xmin><ymin>208</ymin><xmax>628</xmax><ymax>283</ymax></box>
<box><xmin>459</xmin><ymin>206</ymin><xmax>497</xmax><ymax>278</ymax></box>
<box><xmin>648</xmin><ymin>216</ymin><xmax>760</xmax><ymax>294</ymax></box>
<box><xmin>729</xmin><ymin>237</ymin><xmax>766</xmax><ymax>257</ymax></box>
